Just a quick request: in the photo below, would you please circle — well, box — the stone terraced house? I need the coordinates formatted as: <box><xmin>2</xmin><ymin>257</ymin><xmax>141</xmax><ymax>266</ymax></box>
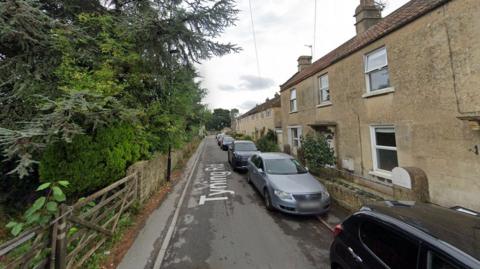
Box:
<box><xmin>279</xmin><ymin>0</ymin><xmax>480</xmax><ymax>211</ymax></box>
<box><xmin>235</xmin><ymin>94</ymin><xmax>283</xmax><ymax>147</ymax></box>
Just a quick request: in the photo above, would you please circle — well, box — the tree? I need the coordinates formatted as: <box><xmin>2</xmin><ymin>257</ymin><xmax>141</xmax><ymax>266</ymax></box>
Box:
<box><xmin>0</xmin><ymin>0</ymin><xmax>239</xmax><ymax>178</ymax></box>
<box><xmin>206</xmin><ymin>108</ymin><xmax>231</xmax><ymax>131</ymax></box>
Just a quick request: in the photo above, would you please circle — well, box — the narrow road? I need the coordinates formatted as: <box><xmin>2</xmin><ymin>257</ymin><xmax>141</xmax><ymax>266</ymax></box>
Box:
<box><xmin>120</xmin><ymin>136</ymin><xmax>337</xmax><ymax>269</ymax></box>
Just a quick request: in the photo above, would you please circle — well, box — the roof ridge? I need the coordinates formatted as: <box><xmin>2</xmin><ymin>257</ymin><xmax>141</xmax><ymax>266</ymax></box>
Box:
<box><xmin>238</xmin><ymin>94</ymin><xmax>281</xmax><ymax>119</ymax></box>
<box><xmin>280</xmin><ymin>0</ymin><xmax>450</xmax><ymax>91</ymax></box>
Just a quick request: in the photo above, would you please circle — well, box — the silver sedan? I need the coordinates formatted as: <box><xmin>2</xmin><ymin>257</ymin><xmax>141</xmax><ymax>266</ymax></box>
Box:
<box><xmin>247</xmin><ymin>152</ymin><xmax>331</xmax><ymax>215</ymax></box>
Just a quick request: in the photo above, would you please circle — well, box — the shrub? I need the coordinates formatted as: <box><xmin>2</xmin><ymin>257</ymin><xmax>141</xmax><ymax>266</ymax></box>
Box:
<box><xmin>300</xmin><ymin>133</ymin><xmax>335</xmax><ymax>170</ymax></box>
<box><xmin>256</xmin><ymin>129</ymin><xmax>279</xmax><ymax>152</ymax></box>
<box><xmin>39</xmin><ymin>123</ymin><xmax>150</xmax><ymax>196</ymax></box>
<box><xmin>231</xmin><ymin>132</ymin><xmax>253</xmax><ymax>141</ymax></box>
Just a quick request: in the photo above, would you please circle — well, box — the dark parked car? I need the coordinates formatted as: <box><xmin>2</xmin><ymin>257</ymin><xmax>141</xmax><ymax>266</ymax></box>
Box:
<box><xmin>216</xmin><ymin>133</ymin><xmax>225</xmax><ymax>146</ymax></box>
<box><xmin>220</xmin><ymin>136</ymin><xmax>233</xmax><ymax>150</ymax></box>
<box><xmin>330</xmin><ymin>201</ymin><xmax>480</xmax><ymax>269</ymax></box>
<box><xmin>227</xmin><ymin>140</ymin><xmax>259</xmax><ymax>171</ymax></box>
<box><xmin>247</xmin><ymin>152</ymin><xmax>330</xmax><ymax>215</ymax></box>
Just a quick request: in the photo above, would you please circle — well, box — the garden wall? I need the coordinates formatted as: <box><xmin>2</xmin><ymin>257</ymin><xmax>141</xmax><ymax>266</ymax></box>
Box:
<box><xmin>126</xmin><ymin>140</ymin><xmax>199</xmax><ymax>203</ymax></box>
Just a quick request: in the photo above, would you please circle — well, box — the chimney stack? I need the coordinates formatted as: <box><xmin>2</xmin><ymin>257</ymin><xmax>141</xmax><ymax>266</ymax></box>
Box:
<box><xmin>297</xmin><ymin>55</ymin><xmax>312</xmax><ymax>72</ymax></box>
<box><xmin>354</xmin><ymin>0</ymin><xmax>382</xmax><ymax>34</ymax></box>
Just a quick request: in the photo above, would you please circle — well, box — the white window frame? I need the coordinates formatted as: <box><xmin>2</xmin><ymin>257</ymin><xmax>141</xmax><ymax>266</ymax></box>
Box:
<box><xmin>369</xmin><ymin>125</ymin><xmax>398</xmax><ymax>178</ymax></box>
<box><xmin>290</xmin><ymin>89</ymin><xmax>297</xmax><ymax>112</ymax></box>
<box><xmin>318</xmin><ymin>74</ymin><xmax>330</xmax><ymax>104</ymax></box>
<box><xmin>288</xmin><ymin>126</ymin><xmax>302</xmax><ymax>148</ymax></box>
<box><xmin>364</xmin><ymin>47</ymin><xmax>390</xmax><ymax>93</ymax></box>
<box><xmin>266</xmin><ymin>109</ymin><xmax>271</xmax><ymax>117</ymax></box>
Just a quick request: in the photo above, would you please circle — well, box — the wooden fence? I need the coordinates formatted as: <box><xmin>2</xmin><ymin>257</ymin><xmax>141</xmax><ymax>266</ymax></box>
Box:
<box><xmin>0</xmin><ymin>172</ymin><xmax>138</xmax><ymax>269</ymax></box>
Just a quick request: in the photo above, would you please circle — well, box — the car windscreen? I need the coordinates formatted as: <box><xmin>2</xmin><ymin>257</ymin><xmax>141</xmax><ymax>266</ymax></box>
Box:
<box><xmin>235</xmin><ymin>143</ymin><xmax>257</xmax><ymax>151</ymax></box>
<box><xmin>223</xmin><ymin>137</ymin><xmax>233</xmax><ymax>143</ymax></box>
<box><xmin>264</xmin><ymin>158</ymin><xmax>308</xmax><ymax>175</ymax></box>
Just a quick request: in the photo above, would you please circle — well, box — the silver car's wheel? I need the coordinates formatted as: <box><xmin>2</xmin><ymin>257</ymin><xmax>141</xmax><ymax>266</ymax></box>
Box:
<box><xmin>264</xmin><ymin>189</ymin><xmax>274</xmax><ymax>211</ymax></box>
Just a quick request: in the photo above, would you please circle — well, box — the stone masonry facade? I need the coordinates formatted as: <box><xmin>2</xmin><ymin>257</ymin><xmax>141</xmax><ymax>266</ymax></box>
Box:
<box><xmin>280</xmin><ymin>0</ymin><xmax>480</xmax><ymax>211</ymax></box>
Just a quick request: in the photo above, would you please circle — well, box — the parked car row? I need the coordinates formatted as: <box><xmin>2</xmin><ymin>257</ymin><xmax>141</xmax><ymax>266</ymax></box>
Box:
<box><xmin>216</xmin><ymin>133</ymin><xmax>331</xmax><ymax>216</ymax></box>
<box><xmin>216</xmin><ymin>134</ymin><xmax>480</xmax><ymax>269</ymax></box>
<box><xmin>216</xmin><ymin>133</ymin><xmax>234</xmax><ymax>150</ymax></box>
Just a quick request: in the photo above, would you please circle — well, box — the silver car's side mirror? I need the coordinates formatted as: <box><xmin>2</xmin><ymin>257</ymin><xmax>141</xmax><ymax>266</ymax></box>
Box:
<box><xmin>305</xmin><ymin>167</ymin><xmax>309</xmax><ymax>172</ymax></box>
<box><xmin>258</xmin><ymin>168</ymin><xmax>264</xmax><ymax>173</ymax></box>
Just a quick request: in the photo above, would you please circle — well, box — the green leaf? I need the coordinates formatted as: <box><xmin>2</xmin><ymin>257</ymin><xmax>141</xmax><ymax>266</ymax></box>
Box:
<box><xmin>5</xmin><ymin>221</ymin><xmax>17</xmax><ymax>228</ymax></box>
<box><xmin>46</xmin><ymin>201</ymin><xmax>58</xmax><ymax>212</ymax></box>
<box><xmin>11</xmin><ymin>223</ymin><xmax>23</xmax><ymax>236</ymax></box>
<box><xmin>52</xmin><ymin>186</ymin><xmax>66</xmax><ymax>202</ymax></box>
<box><xmin>57</xmin><ymin>181</ymin><xmax>69</xmax><ymax>187</ymax></box>
<box><xmin>39</xmin><ymin>215</ymin><xmax>50</xmax><ymax>226</ymax></box>
<box><xmin>36</xmin><ymin>182</ymin><xmax>51</xmax><ymax>191</ymax></box>
<box><xmin>24</xmin><ymin>206</ymin><xmax>38</xmax><ymax>218</ymax></box>
<box><xmin>32</xmin><ymin>197</ymin><xmax>46</xmax><ymax>211</ymax></box>
<box><xmin>26</xmin><ymin>213</ymin><xmax>40</xmax><ymax>225</ymax></box>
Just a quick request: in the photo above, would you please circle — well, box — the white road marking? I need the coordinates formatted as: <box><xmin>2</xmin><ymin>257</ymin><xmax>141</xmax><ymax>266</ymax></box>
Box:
<box><xmin>198</xmin><ymin>164</ymin><xmax>235</xmax><ymax>205</ymax></box>
<box><xmin>152</xmin><ymin>140</ymin><xmax>205</xmax><ymax>269</ymax></box>
<box><xmin>198</xmin><ymin>195</ymin><xmax>228</xmax><ymax>205</ymax></box>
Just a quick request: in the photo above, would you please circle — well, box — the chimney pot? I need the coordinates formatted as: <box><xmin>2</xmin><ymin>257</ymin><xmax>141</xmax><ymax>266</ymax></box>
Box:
<box><xmin>297</xmin><ymin>55</ymin><xmax>312</xmax><ymax>72</ymax></box>
<box><xmin>354</xmin><ymin>0</ymin><xmax>382</xmax><ymax>34</ymax></box>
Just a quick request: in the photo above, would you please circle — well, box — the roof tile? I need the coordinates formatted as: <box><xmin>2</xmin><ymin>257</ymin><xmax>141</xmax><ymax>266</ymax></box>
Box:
<box><xmin>280</xmin><ymin>0</ymin><xmax>450</xmax><ymax>91</ymax></box>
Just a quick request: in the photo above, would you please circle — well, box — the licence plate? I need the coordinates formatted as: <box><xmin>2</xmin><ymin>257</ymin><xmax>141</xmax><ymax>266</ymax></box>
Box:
<box><xmin>299</xmin><ymin>201</ymin><xmax>321</xmax><ymax>209</ymax></box>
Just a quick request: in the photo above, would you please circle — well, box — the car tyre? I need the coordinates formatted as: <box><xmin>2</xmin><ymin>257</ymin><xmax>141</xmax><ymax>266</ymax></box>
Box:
<box><xmin>264</xmin><ymin>189</ymin><xmax>274</xmax><ymax>211</ymax></box>
<box><xmin>247</xmin><ymin>174</ymin><xmax>252</xmax><ymax>184</ymax></box>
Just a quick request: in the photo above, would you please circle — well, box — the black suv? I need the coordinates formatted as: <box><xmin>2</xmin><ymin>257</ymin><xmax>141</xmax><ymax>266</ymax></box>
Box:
<box><xmin>227</xmin><ymin>140</ymin><xmax>259</xmax><ymax>171</ymax></box>
<box><xmin>330</xmin><ymin>201</ymin><xmax>480</xmax><ymax>269</ymax></box>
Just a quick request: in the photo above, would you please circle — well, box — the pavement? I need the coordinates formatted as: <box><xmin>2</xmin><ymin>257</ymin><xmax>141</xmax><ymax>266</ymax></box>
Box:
<box><xmin>119</xmin><ymin>136</ymin><xmax>350</xmax><ymax>269</ymax></box>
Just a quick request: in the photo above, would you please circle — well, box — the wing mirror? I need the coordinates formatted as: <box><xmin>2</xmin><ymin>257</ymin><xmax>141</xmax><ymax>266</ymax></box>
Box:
<box><xmin>305</xmin><ymin>167</ymin><xmax>309</xmax><ymax>172</ymax></box>
<box><xmin>258</xmin><ymin>168</ymin><xmax>264</xmax><ymax>173</ymax></box>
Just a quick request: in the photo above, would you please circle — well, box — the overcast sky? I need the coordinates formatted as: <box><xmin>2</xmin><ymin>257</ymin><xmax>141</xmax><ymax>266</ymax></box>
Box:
<box><xmin>198</xmin><ymin>0</ymin><xmax>410</xmax><ymax>113</ymax></box>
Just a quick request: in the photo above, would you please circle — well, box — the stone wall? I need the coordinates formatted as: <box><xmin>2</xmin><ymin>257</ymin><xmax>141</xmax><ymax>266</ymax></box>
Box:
<box><xmin>126</xmin><ymin>140</ymin><xmax>199</xmax><ymax>203</ymax></box>
<box><xmin>280</xmin><ymin>0</ymin><xmax>480</xmax><ymax>211</ymax></box>
<box><xmin>236</xmin><ymin>106</ymin><xmax>282</xmax><ymax>139</ymax></box>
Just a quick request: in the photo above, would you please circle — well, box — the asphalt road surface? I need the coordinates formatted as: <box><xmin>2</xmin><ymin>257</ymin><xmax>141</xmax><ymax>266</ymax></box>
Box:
<box><xmin>120</xmin><ymin>136</ymin><xmax>336</xmax><ymax>269</ymax></box>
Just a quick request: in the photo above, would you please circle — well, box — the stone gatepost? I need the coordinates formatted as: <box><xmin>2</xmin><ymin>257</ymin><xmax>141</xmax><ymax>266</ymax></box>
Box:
<box><xmin>392</xmin><ymin>167</ymin><xmax>430</xmax><ymax>202</ymax></box>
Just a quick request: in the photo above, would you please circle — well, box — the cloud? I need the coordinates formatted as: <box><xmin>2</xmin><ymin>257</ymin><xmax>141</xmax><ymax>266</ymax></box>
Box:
<box><xmin>218</xmin><ymin>75</ymin><xmax>275</xmax><ymax>92</ymax></box>
<box><xmin>239</xmin><ymin>75</ymin><xmax>275</xmax><ymax>90</ymax></box>
<box><xmin>218</xmin><ymin>84</ymin><xmax>237</xmax><ymax>91</ymax></box>
<box><xmin>239</xmin><ymin>100</ymin><xmax>257</xmax><ymax>110</ymax></box>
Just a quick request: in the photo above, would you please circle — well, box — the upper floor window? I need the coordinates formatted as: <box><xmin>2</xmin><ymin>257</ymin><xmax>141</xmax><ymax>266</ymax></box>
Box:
<box><xmin>370</xmin><ymin>126</ymin><xmax>398</xmax><ymax>174</ymax></box>
<box><xmin>364</xmin><ymin>47</ymin><xmax>390</xmax><ymax>92</ymax></box>
<box><xmin>266</xmin><ymin>109</ymin><xmax>271</xmax><ymax>117</ymax></box>
<box><xmin>290</xmin><ymin>89</ymin><xmax>297</xmax><ymax>112</ymax></box>
<box><xmin>318</xmin><ymin>74</ymin><xmax>330</xmax><ymax>104</ymax></box>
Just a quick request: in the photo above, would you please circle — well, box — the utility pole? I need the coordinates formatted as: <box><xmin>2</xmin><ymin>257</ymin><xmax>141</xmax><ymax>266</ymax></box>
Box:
<box><xmin>166</xmin><ymin>47</ymin><xmax>179</xmax><ymax>182</ymax></box>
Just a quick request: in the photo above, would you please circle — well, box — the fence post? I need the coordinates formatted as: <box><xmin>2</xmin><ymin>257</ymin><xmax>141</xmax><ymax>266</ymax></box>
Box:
<box><xmin>55</xmin><ymin>204</ymin><xmax>68</xmax><ymax>269</ymax></box>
